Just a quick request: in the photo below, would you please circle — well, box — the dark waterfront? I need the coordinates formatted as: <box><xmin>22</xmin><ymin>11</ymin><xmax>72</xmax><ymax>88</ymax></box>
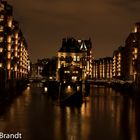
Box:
<box><xmin>0</xmin><ymin>83</ymin><xmax>140</xmax><ymax>140</ymax></box>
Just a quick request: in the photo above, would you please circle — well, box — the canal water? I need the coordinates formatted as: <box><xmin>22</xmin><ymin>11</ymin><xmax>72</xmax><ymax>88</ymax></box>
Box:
<box><xmin>0</xmin><ymin>83</ymin><xmax>140</xmax><ymax>140</ymax></box>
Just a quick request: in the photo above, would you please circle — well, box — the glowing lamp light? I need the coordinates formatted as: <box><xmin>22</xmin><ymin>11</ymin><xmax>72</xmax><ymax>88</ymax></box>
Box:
<box><xmin>44</xmin><ymin>87</ymin><xmax>48</xmax><ymax>92</ymax></box>
<box><xmin>67</xmin><ymin>85</ymin><xmax>71</xmax><ymax>90</ymax></box>
<box><xmin>134</xmin><ymin>26</ymin><xmax>137</xmax><ymax>33</ymax></box>
<box><xmin>77</xmin><ymin>86</ymin><xmax>80</xmax><ymax>91</ymax></box>
<box><xmin>49</xmin><ymin>76</ymin><xmax>53</xmax><ymax>80</ymax></box>
<box><xmin>66</xmin><ymin>85</ymin><xmax>73</xmax><ymax>93</ymax></box>
<box><xmin>27</xmin><ymin>86</ymin><xmax>30</xmax><ymax>90</ymax></box>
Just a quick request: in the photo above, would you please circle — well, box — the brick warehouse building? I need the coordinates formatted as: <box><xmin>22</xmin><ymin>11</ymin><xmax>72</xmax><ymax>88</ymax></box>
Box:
<box><xmin>0</xmin><ymin>0</ymin><xmax>29</xmax><ymax>92</ymax></box>
<box><xmin>123</xmin><ymin>22</ymin><xmax>140</xmax><ymax>82</ymax></box>
<box><xmin>93</xmin><ymin>57</ymin><xmax>112</xmax><ymax>80</ymax></box>
<box><xmin>56</xmin><ymin>37</ymin><xmax>93</xmax><ymax>82</ymax></box>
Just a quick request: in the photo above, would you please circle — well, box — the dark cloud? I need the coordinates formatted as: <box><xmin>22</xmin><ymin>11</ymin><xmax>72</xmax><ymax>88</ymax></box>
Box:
<box><xmin>8</xmin><ymin>0</ymin><xmax>140</xmax><ymax>61</ymax></box>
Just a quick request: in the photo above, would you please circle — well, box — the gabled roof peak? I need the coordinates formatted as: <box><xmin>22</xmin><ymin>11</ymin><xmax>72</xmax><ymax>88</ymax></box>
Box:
<box><xmin>80</xmin><ymin>41</ymin><xmax>87</xmax><ymax>51</ymax></box>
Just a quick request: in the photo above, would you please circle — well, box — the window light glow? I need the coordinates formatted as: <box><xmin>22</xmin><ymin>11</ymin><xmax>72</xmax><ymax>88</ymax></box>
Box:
<box><xmin>0</xmin><ymin>15</ymin><xmax>4</xmax><ymax>21</ymax></box>
<box><xmin>66</xmin><ymin>85</ymin><xmax>72</xmax><ymax>93</ymax></box>
<box><xmin>0</xmin><ymin>63</ymin><xmax>2</xmax><ymax>68</ymax></box>
<box><xmin>7</xmin><ymin>52</ymin><xmax>11</xmax><ymax>59</ymax></box>
<box><xmin>0</xmin><ymin>48</ymin><xmax>3</xmax><ymax>53</ymax></box>
<box><xmin>7</xmin><ymin>63</ymin><xmax>11</xmax><ymax>70</ymax></box>
<box><xmin>0</xmin><ymin>26</ymin><xmax>4</xmax><ymax>32</ymax></box>
<box><xmin>0</xmin><ymin>37</ymin><xmax>3</xmax><ymax>42</ymax></box>
<box><xmin>7</xmin><ymin>36</ymin><xmax>12</xmax><ymax>43</ymax></box>
<box><xmin>73</xmin><ymin>56</ymin><xmax>76</xmax><ymax>61</ymax></box>
<box><xmin>7</xmin><ymin>44</ymin><xmax>11</xmax><ymax>51</ymax></box>
<box><xmin>72</xmin><ymin>76</ymin><xmax>77</xmax><ymax>81</ymax></box>
<box><xmin>8</xmin><ymin>18</ymin><xmax>12</xmax><ymax>27</ymax></box>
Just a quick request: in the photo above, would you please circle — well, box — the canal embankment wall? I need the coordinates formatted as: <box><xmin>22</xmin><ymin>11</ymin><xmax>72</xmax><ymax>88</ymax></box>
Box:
<box><xmin>0</xmin><ymin>79</ymin><xmax>29</xmax><ymax>104</ymax></box>
<box><xmin>87</xmin><ymin>80</ymin><xmax>140</xmax><ymax>98</ymax></box>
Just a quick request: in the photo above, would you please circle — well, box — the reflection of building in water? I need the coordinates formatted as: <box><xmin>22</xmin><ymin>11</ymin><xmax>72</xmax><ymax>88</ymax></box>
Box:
<box><xmin>111</xmin><ymin>97</ymin><xmax>137</xmax><ymax>140</ymax></box>
<box><xmin>56</xmin><ymin>37</ymin><xmax>93</xmax><ymax>81</ymax></box>
<box><xmin>92</xmin><ymin>86</ymin><xmax>137</xmax><ymax>140</ymax></box>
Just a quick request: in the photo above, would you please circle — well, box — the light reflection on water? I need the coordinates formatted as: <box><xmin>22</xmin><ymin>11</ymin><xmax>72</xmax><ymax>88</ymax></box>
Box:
<box><xmin>0</xmin><ymin>84</ymin><xmax>139</xmax><ymax>140</ymax></box>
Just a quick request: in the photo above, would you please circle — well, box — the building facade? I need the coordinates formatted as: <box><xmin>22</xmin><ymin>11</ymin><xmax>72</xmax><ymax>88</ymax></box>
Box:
<box><xmin>93</xmin><ymin>57</ymin><xmax>112</xmax><ymax>80</ymax></box>
<box><xmin>135</xmin><ymin>23</ymin><xmax>140</xmax><ymax>86</ymax></box>
<box><xmin>112</xmin><ymin>46</ymin><xmax>125</xmax><ymax>80</ymax></box>
<box><xmin>56</xmin><ymin>37</ymin><xmax>93</xmax><ymax>82</ymax></box>
<box><xmin>30</xmin><ymin>63</ymin><xmax>43</xmax><ymax>80</ymax></box>
<box><xmin>0</xmin><ymin>0</ymin><xmax>29</xmax><ymax>90</ymax></box>
<box><xmin>30</xmin><ymin>58</ymin><xmax>57</xmax><ymax>81</ymax></box>
<box><xmin>123</xmin><ymin>22</ymin><xmax>140</xmax><ymax>82</ymax></box>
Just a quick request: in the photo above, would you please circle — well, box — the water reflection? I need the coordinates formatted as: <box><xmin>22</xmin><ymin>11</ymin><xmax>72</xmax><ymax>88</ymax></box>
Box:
<box><xmin>0</xmin><ymin>84</ymin><xmax>140</xmax><ymax>140</ymax></box>
<box><xmin>0</xmin><ymin>85</ymin><xmax>31</xmax><ymax>138</ymax></box>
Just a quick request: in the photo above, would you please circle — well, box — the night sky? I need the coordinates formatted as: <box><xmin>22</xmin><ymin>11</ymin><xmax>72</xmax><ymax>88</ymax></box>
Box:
<box><xmin>8</xmin><ymin>0</ymin><xmax>140</xmax><ymax>62</ymax></box>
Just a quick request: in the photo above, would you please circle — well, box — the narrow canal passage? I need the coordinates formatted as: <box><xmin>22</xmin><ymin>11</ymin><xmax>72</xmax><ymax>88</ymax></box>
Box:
<box><xmin>0</xmin><ymin>83</ymin><xmax>140</xmax><ymax>140</ymax></box>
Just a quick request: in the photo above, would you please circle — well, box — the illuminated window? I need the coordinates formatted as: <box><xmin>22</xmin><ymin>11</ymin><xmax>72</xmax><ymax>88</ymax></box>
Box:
<box><xmin>7</xmin><ymin>36</ymin><xmax>12</xmax><ymax>43</ymax></box>
<box><xmin>78</xmin><ymin>40</ymin><xmax>82</xmax><ymax>43</ymax></box>
<box><xmin>7</xmin><ymin>44</ymin><xmax>11</xmax><ymax>51</ymax></box>
<box><xmin>73</xmin><ymin>56</ymin><xmax>76</xmax><ymax>61</ymax></box>
<box><xmin>134</xmin><ymin>54</ymin><xmax>138</xmax><ymax>59</ymax></box>
<box><xmin>118</xmin><ymin>53</ymin><xmax>121</xmax><ymax>57</ymax></box>
<box><xmin>134</xmin><ymin>26</ymin><xmax>138</xmax><ymax>33</ymax></box>
<box><xmin>0</xmin><ymin>48</ymin><xmax>3</xmax><ymax>53</ymax></box>
<box><xmin>0</xmin><ymin>37</ymin><xmax>3</xmax><ymax>42</ymax></box>
<box><xmin>73</xmin><ymin>71</ymin><xmax>78</xmax><ymax>74</ymax></box>
<box><xmin>0</xmin><ymin>63</ymin><xmax>2</xmax><ymax>68</ymax></box>
<box><xmin>8</xmin><ymin>17</ymin><xmax>12</xmax><ymax>27</ymax></box>
<box><xmin>134</xmin><ymin>48</ymin><xmax>138</xmax><ymax>54</ymax></box>
<box><xmin>118</xmin><ymin>72</ymin><xmax>121</xmax><ymax>76</ymax></box>
<box><xmin>7</xmin><ymin>52</ymin><xmax>11</xmax><ymax>59</ymax></box>
<box><xmin>20</xmin><ymin>42</ymin><xmax>23</xmax><ymax>47</ymax></box>
<box><xmin>20</xmin><ymin>47</ymin><xmax>23</xmax><ymax>52</ymax></box>
<box><xmin>118</xmin><ymin>68</ymin><xmax>121</xmax><ymax>72</ymax></box>
<box><xmin>72</xmin><ymin>76</ymin><xmax>77</xmax><ymax>81</ymax></box>
<box><xmin>0</xmin><ymin>26</ymin><xmax>4</xmax><ymax>32</ymax></box>
<box><xmin>15</xmin><ymin>40</ymin><xmax>18</xmax><ymax>45</ymax></box>
<box><xmin>0</xmin><ymin>15</ymin><xmax>4</xmax><ymax>21</ymax></box>
<box><xmin>14</xmin><ymin>65</ymin><xmax>17</xmax><ymax>71</ymax></box>
<box><xmin>11</xmin><ymin>67</ymin><xmax>14</xmax><ymax>71</ymax></box>
<box><xmin>15</xmin><ymin>46</ymin><xmax>18</xmax><ymax>51</ymax></box>
<box><xmin>15</xmin><ymin>52</ymin><xmax>18</xmax><ymax>57</ymax></box>
<box><xmin>77</xmin><ymin>56</ymin><xmax>80</xmax><ymax>61</ymax></box>
<box><xmin>15</xmin><ymin>33</ymin><xmax>18</xmax><ymax>39</ymax></box>
<box><xmin>7</xmin><ymin>63</ymin><xmax>11</xmax><ymax>70</ymax></box>
<box><xmin>64</xmin><ymin>71</ymin><xmax>70</xmax><ymax>73</ymax></box>
<box><xmin>20</xmin><ymin>52</ymin><xmax>22</xmax><ymax>57</ymax></box>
